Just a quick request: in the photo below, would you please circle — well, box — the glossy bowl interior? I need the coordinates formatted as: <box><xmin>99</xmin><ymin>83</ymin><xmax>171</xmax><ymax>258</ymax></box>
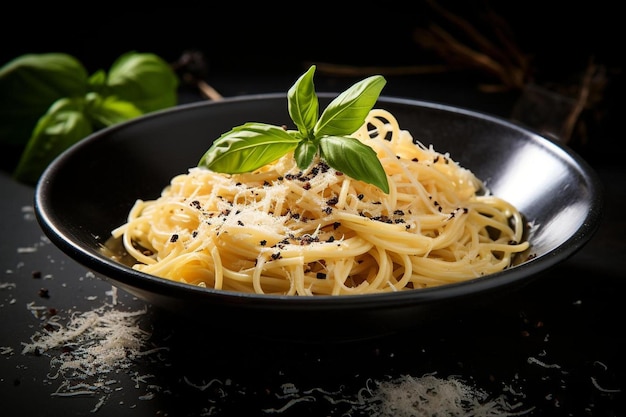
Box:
<box><xmin>34</xmin><ymin>93</ymin><xmax>603</xmax><ymax>341</ymax></box>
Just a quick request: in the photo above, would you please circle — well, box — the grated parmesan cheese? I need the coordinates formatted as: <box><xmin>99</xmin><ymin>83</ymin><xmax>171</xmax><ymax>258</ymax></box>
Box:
<box><xmin>260</xmin><ymin>374</ymin><xmax>533</xmax><ymax>416</ymax></box>
<box><xmin>365</xmin><ymin>374</ymin><xmax>533</xmax><ymax>417</ymax></box>
<box><xmin>21</xmin><ymin>303</ymin><xmax>167</xmax><ymax>399</ymax></box>
<box><xmin>16</xmin><ymin>290</ymin><xmax>536</xmax><ymax>415</ymax></box>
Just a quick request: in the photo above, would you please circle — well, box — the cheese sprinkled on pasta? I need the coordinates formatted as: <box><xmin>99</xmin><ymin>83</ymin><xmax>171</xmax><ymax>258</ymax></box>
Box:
<box><xmin>110</xmin><ymin>109</ymin><xmax>530</xmax><ymax>295</ymax></box>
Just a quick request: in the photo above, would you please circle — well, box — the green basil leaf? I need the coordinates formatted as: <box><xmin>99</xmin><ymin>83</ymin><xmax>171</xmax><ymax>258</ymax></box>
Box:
<box><xmin>288</xmin><ymin>65</ymin><xmax>318</xmax><ymax>138</ymax></box>
<box><xmin>13</xmin><ymin>97</ymin><xmax>92</xmax><ymax>184</ymax></box>
<box><xmin>107</xmin><ymin>51</ymin><xmax>179</xmax><ymax>113</ymax></box>
<box><xmin>319</xmin><ymin>135</ymin><xmax>389</xmax><ymax>193</ymax></box>
<box><xmin>0</xmin><ymin>53</ymin><xmax>88</xmax><ymax>146</ymax></box>
<box><xmin>85</xmin><ymin>92</ymin><xmax>143</xmax><ymax>130</ymax></box>
<box><xmin>87</xmin><ymin>69</ymin><xmax>107</xmax><ymax>93</ymax></box>
<box><xmin>198</xmin><ymin>67</ymin><xmax>390</xmax><ymax>193</ymax></box>
<box><xmin>199</xmin><ymin>123</ymin><xmax>300</xmax><ymax>173</ymax></box>
<box><xmin>314</xmin><ymin>75</ymin><xmax>386</xmax><ymax>137</ymax></box>
<box><xmin>294</xmin><ymin>140</ymin><xmax>318</xmax><ymax>170</ymax></box>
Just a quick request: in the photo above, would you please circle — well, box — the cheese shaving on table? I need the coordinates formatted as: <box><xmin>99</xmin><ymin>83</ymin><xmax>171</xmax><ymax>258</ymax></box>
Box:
<box><xmin>21</xmin><ymin>303</ymin><xmax>166</xmax><ymax>396</ymax></box>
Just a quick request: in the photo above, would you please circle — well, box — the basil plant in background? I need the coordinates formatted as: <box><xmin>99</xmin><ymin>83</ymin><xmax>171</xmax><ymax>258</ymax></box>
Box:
<box><xmin>0</xmin><ymin>51</ymin><xmax>179</xmax><ymax>184</ymax></box>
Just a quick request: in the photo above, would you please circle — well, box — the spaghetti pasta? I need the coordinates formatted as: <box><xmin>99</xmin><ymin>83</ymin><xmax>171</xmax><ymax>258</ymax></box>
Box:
<box><xmin>109</xmin><ymin>108</ymin><xmax>530</xmax><ymax>296</ymax></box>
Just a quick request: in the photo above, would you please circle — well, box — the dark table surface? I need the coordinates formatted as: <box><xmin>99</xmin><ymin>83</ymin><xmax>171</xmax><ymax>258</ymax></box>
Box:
<box><xmin>1</xmin><ymin>73</ymin><xmax>624</xmax><ymax>417</ymax></box>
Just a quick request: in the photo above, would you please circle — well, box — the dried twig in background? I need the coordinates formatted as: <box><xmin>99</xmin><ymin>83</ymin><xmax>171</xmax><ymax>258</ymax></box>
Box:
<box><xmin>412</xmin><ymin>0</ymin><xmax>529</xmax><ymax>92</ymax></box>
<box><xmin>171</xmin><ymin>50</ymin><xmax>223</xmax><ymax>101</ymax></box>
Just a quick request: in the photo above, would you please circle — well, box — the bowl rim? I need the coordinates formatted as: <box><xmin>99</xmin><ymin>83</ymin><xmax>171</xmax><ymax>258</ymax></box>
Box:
<box><xmin>34</xmin><ymin>93</ymin><xmax>605</xmax><ymax>311</ymax></box>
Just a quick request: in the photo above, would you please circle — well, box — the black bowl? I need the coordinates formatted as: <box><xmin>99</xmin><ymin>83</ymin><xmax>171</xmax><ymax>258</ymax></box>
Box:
<box><xmin>34</xmin><ymin>93</ymin><xmax>603</xmax><ymax>342</ymax></box>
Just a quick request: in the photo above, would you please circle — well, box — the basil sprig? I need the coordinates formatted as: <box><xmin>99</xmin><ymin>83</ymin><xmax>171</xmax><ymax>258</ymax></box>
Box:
<box><xmin>199</xmin><ymin>65</ymin><xmax>390</xmax><ymax>193</ymax></box>
<box><xmin>1</xmin><ymin>51</ymin><xmax>179</xmax><ymax>184</ymax></box>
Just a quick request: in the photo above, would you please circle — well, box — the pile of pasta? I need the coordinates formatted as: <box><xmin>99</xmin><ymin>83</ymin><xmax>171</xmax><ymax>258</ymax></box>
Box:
<box><xmin>111</xmin><ymin>109</ymin><xmax>530</xmax><ymax>296</ymax></box>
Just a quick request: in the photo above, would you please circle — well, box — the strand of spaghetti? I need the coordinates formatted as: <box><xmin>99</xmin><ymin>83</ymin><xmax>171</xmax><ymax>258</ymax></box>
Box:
<box><xmin>330</xmin><ymin>258</ymin><xmax>352</xmax><ymax>295</ymax></box>
<box><xmin>252</xmin><ymin>256</ymin><xmax>266</xmax><ymax>294</ymax></box>
<box><xmin>389</xmin><ymin>252</ymin><xmax>413</xmax><ymax>291</ymax></box>
<box><xmin>259</xmin><ymin>255</ymin><xmax>343</xmax><ymax>294</ymax></box>
<box><xmin>330</xmin><ymin>262</ymin><xmax>374</xmax><ymax>295</ymax></box>
<box><xmin>258</xmin><ymin>236</ymin><xmax>374</xmax><ymax>263</ymax></box>
<box><xmin>210</xmin><ymin>245</ymin><xmax>223</xmax><ymax>290</ymax></box>
<box><xmin>410</xmin><ymin>255</ymin><xmax>510</xmax><ymax>281</ymax></box>
<box><xmin>334</xmin><ymin>212</ymin><xmax>437</xmax><ymax>254</ymax></box>
<box><xmin>135</xmin><ymin>251</ymin><xmax>205</xmax><ymax>277</ymax></box>
<box><xmin>368</xmin><ymin>244</ymin><xmax>394</xmax><ymax>291</ymax></box>
<box><xmin>221</xmin><ymin>266</ymin><xmax>296</xmax><ymax>293</ymax></box>
<box><xmin>291</xmin><ymin>263</ymin><xmax>307</xmax><ymax>295</ymax></box>
<box><xmin>478</xmin><ymin>197</ymin><xmax>527</xmax><ymax>243</ymax></box>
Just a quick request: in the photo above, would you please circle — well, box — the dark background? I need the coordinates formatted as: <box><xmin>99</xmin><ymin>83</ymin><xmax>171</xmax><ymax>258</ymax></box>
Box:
<box><xmin>3</xmin><ymin>2</ymin><xmax>621</xmax><ymax>75</ymax></box>
<box><xmin>2</xmin><ymin>4</ymin><xmax>625</xmax><ymax>416</ymax></box>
